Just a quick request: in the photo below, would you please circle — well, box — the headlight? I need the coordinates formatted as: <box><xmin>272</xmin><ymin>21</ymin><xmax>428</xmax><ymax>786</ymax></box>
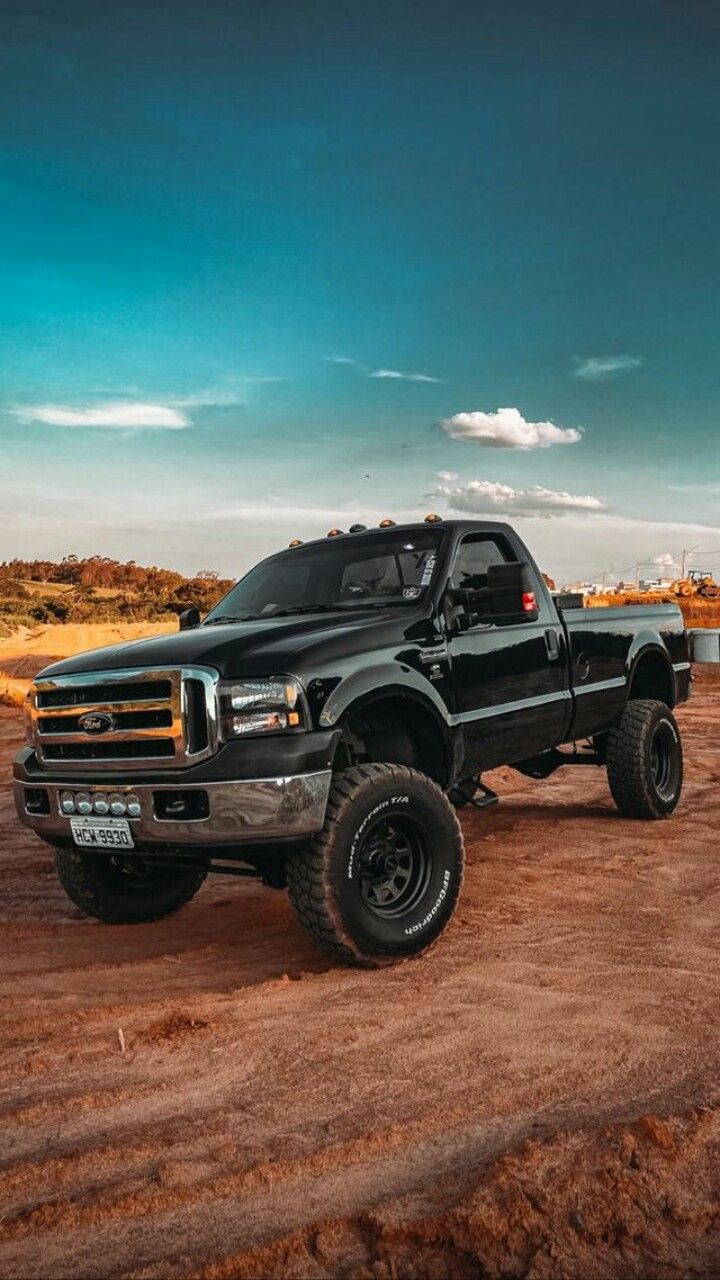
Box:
<box><xmin>217</xmin><ymin>678</ymin><xmax>307</xmax><ymax>738</ymax></box>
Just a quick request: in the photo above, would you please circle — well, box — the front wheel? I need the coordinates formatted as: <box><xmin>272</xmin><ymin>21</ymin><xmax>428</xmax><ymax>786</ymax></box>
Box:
<box><xmin>606</xmin><ymin>699</ymin><xmax>683</xmax><ymax>819</ymax></box>
<box><xmin>54</xmin><ymin>847</ymin><xmax>207</xmax><ymax>923</ymax></box>
<box><xmin>287</xmin><ymin>764</ymin><xmax>464</xmax><ymax>966</ymax></box>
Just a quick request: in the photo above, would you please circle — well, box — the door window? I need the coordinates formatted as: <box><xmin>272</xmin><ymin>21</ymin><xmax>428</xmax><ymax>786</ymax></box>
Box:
<box><xmin>451</xmin><ymin>537</ymin><xmax>511</xmax><ymax>591</ymax></box>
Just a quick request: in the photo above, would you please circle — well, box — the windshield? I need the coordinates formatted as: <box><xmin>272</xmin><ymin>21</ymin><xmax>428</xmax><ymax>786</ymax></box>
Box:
<box><xmin>204</xmin><ymin>529</ymin><xmax>444</xmax><ymax>622</ymax></box>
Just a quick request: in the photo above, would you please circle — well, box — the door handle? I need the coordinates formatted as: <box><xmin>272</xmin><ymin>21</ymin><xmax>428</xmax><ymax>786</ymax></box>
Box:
<box><xmin>544</xmin><ymin>628</ymin><xmax>560</xmax><ymax>660</ymax></box>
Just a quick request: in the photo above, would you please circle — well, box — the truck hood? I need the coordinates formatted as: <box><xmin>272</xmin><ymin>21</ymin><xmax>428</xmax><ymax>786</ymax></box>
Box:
<box><xmin>36</xmin><ymin>607</ymin><xmax>430</xmax><ymax>682</ymax></box>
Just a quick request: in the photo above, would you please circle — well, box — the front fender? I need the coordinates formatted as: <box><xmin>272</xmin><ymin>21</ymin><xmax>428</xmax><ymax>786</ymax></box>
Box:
<box><xmin>317</xmin><ymin>662</ymin><xmax>456</xmax><ymax>730</ymax></box>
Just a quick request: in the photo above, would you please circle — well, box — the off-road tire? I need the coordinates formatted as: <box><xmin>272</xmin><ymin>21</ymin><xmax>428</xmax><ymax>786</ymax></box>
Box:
<box><xmin>287</xmin><ymin>764</ymin><xmax>464</xmax><ymax>966</ymax></box>
<box><xmin>606</xmin><ymin>699</ymin><xmax>683</xmax><ymax>819</ymax></box>
<box><xmin>54</xmin><ymin>847</ymin><xmax>207</xmax><ymax>923</ymax></box>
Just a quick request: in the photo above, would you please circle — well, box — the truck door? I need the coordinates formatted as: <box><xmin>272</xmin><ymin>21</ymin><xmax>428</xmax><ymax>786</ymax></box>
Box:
<box><xmin>446</xmin><ymin>533</ymin><xmax>570</xmax><ymax>772</ymax></box>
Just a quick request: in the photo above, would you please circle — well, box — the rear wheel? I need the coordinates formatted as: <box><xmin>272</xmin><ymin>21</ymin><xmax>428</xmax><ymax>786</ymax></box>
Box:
<box><xmin>54</xmin><ymin>847</ymin><xmax>207</xmax><ymax>923</ymax></box>
<box><xmin>287</xmin><ymin>764</ymin><xmax>464</xmax><ymax>966</ymax></box>
<box><xmin>606</xmin><ymin>699</ymin><xmax>683</xmax><ymax>819</ymax></box>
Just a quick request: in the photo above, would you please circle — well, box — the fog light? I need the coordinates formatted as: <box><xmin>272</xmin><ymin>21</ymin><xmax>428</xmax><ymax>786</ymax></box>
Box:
<box><xmin>109</xmin><ymin>793</ymin><xmax>126</xmax><ymax>816</ymax></box>
<box><xmin>60</xmin><ymin>791</ymin><xmax>76</xmax><ymax>815</ymax></box>
<box><xmin>126</xmin><ymin>793</ymin><xmax>141</xmax><ymax>818</ymax></box>
<box><xmin>92</xmin><ymin>792</ymin><xmax>109</xmax><ymax>815</ymax></box>
<box><xmin>75</xmin><ymin>792</ymin><xmax>92</xmax><ymax>815</ymax></box>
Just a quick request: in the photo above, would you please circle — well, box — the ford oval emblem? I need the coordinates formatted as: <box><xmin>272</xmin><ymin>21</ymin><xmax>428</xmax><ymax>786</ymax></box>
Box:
<box><xmin>78</xmin><ymin>711</ymin><xmax>116</xmax><ymax>735</ymax></box>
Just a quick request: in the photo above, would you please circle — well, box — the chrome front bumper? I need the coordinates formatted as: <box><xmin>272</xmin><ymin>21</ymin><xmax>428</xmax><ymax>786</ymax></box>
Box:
<box><xmin>13</xmin><ymin>771</ymin><xmax>333</xmax><ymax>847</ymax></box>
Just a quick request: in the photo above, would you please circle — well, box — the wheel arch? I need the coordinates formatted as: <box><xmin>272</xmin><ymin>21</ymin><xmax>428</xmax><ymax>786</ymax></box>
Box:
<box><xmin>626</xmin><ymin>641</ymin><xmax>676</xmax><ymax>708</ymax></box>
<box><xmin>333</xmin><ymin>683</ymin><xmax>455</xmax><ymax>786</ymax></box>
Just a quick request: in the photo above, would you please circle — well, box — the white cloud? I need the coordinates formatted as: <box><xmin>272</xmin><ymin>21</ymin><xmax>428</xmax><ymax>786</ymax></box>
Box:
<box><xmin>668</xmin><ymin>482</ymin><xmax>720</xmax><ymax>495</ymax></box>
<box><xmin>173</xmin><ymin>378</ymin><xmax>283</xmax><ymax>409</ymax></box>
<box><xmin>440</xmin><ymin>407</ymin><xmax>581</xmax><ymax>449</ymax></box>
<box><xmin>432</xmin><ymin>477</ymin><xmax>605</xmax><ymax>519</ymax></box>
<box><xmin>10</xmin><ymin>377</ymin><xmax>284</xmax><ymax>429</ymax></box>
<box><xmin>13</xmin><ymin>402</ymin><xmax>189</xmax><ymax>429</ymax></box>
<box><xmin>369</xmin><ymin>369</ymin><xmax>441</xmax><ymax>383</ymax></box>
<box><xmin>573</xmin><ymin>355</ymin><xmax>644</xmax><ymax>381</ymax></box>
<box><xmin>324</xmin><ymin>358</ymin><xmax>441</xmax><ymax>383</ymax></box>
<box><xmin>1</xmin><ymin>461</ymin><xmax>719</xmax><ymax>586</ymax></box>
<box><xmin>652</xmin><ymin>552</ymin><xmax>679</xmax><ymax>567</ymax></box>
<box><xmin>437</xmin><ymin>470</ymin><xmax>458</xmax><ymax>482</ymax></box>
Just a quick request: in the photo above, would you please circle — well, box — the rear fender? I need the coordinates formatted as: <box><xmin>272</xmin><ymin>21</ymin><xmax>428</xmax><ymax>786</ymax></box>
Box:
<box><xmin>626</xmin><ymin>636</ymin><xmax>676</xmax><ymax>706</ymax></box>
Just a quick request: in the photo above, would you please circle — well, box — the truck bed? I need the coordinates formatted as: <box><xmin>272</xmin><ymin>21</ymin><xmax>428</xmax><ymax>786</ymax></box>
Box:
<box><xmin>559</xmin><ymin>602</ymin><xmax>690</xmax><ymax>741</ymax></box>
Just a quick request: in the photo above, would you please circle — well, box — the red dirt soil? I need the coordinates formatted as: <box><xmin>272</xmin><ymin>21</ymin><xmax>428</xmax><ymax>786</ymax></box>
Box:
<box><xmin>1</xmin><ymin>672</ymin><xmax>719</xmax><ymax>1279</ymax></box>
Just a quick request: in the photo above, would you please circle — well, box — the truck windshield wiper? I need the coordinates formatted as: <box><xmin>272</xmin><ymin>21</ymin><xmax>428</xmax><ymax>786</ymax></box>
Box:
<box><xmin>267</xmin><ymin>604</ymin><xmax>334</xmax><ymax>618</ymax></box>
<box><xmin>203</xmin><ymin>613</ymin><xmax>259</xmax><ymax>625</ymax></box>
<box><xmin>335</xmin><ymin>599</ymin><xmax>416</xmax><ymax>610</ymax></box>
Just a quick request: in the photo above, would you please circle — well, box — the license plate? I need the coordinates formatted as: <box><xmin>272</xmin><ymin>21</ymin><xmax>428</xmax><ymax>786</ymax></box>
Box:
<box><xmin>70</xmin><ymin>817</ymin><xmax>134</xmax><ymax>850</ymax></box>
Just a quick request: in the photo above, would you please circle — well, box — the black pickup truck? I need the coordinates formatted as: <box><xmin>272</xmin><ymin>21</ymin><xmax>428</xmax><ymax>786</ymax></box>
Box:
<box><xmin>14</xmin><ymin>518</ymin><xmax>692</xmax><ymax>965</ymax></box>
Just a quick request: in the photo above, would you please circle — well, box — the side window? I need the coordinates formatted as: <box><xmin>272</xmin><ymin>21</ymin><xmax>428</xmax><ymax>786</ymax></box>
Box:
<box><xmin>451</xmin><ymin>537</ymin><xmax>511</xmax><ymax>591</ymax></box>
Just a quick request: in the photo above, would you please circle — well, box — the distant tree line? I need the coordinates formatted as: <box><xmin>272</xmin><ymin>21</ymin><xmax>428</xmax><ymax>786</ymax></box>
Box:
<box><xmin>0</xmin><ymin>556</ymin><xmax>234</xmax><ymax>632</ymax></box>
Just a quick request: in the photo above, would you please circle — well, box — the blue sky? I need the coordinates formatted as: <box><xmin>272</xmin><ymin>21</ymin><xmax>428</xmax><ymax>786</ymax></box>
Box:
<box><xmin>1</xmin><ymin>0</ymin><xmax>719</xmax><ymax>583</ymax></box>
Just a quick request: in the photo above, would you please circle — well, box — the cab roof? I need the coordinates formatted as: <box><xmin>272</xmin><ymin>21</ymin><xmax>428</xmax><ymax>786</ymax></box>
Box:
<box><xmin>288</xmin><ymin>518</ymin><xmax>516</xmax><ymax>551</ymax></box>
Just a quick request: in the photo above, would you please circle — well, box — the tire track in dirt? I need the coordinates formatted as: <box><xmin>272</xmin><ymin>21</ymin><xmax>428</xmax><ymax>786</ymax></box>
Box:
<box><xmin>1</xmin><ymin>1099</ymin><xmax>719</xmax><ymax>1279</ymax></box>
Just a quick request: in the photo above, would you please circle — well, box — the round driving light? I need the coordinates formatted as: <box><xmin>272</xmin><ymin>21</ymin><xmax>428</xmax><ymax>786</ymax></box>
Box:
<box><xmin>60</xmin><ymin>791</ymin><xmax>76</xmax><ymax>815</ymax></box>
<box><xmin>126</xmin><ymin>794</ymin><xmax>141</xmax><ymax>818</ymax></box>
<box><xmin>75</xmin><ymin>792</ymin><xmax>92</xmax><ymax>815</ymax></box>
<box><xmin>92</xmin><ymin>792</ymin><xmax>109</xmax><ymax>816</ymax></box>
<box><xmin>109</xmin><ymin>793</ymin><xmax>126</xmax><ymax>816</ymax></box>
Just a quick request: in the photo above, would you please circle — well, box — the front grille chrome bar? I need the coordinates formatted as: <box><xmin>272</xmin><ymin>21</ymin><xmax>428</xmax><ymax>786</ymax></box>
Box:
<box><xmin>29</xmin><ymin>666</ymin><xmax>219</xmax><ymax>770</ymax></box>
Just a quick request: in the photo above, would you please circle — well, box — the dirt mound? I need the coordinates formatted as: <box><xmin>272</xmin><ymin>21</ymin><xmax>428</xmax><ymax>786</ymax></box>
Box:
<box><xmin>138</xmin><ymin>1013</ymin><xmax>211</xmax><ymax>1045</ymax></box>
<box><xmin>0</xmin><ymin>677</ymin><xmax>28</xmax><ymax>708</ymax></box>
<box><xmin>587</xmin><ymin>592</ymin><xmax>720</xmax><ymax>630</ymax></box>
<box><xmin>0</xmin><ymin>655</ymin><xmax>58</xmax><ymax>679</ymax></box>
<box><xmin>0</xmin><ymin>621</ymin><xmax>176</xmax><ymax>704</ymax></box>
<box><xmin>0</xmin><ymin>620</ymin><xmax>174</xmax><ymax>665</ymax></box>
<box><xmin>196</xmin><ymin>1107</ymin><xmax>720</xmax><ymax>1279</ymax></box>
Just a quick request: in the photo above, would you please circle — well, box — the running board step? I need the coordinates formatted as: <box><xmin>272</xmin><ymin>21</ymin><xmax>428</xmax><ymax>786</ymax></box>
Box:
<box><xmin>450</xmin><ymin>777</ymin><xmax>499</xmax><ymax>809</ymax></box>
<box><xmin>469</xmin><ymin>779</ymin><xmax>499</xmax><ymax>810</ymax></box>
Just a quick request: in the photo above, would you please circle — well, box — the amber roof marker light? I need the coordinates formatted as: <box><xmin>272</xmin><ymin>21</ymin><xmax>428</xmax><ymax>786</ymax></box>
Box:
<box><xmin>378</xmin><ymin>518</ymin><xmax>396</xmax><ymax>528</ymax></box>
<box><xmin>424</xmin><ymin>513</ymin><xmax>442</xmax><ymax>523</ymax></box>
<box><xmin>327</xmin><ymin>528</ymin><xmax>344</xmax><ymax>537</ymax></box>
<box><xmin>288</xmin><ymin>539</ymin><xmax>303</xmax><ymax>548</ymax></box>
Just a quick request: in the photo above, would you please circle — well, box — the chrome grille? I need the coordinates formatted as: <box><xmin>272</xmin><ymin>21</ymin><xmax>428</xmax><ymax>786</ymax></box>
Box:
<box><xmin>29</xmin><ymin>667</ymin><xmax>219</xmax><ymax>770</ymax></box>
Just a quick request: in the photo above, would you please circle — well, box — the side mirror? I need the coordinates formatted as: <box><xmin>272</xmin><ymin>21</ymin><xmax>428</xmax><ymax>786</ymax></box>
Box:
<box><xmin>178</xmin><ymin>606</ymin><xmax>201</xmax><ymax>631</ymax></box>
<box><xmin>447</xmin><ymin>562</ymin><xmax>539</xmax><ymax>626</ymax></box>
<box><xmin>486</xmin><ymin>562</ymin><xmax>539</xmax><ymax>622</ymax></box>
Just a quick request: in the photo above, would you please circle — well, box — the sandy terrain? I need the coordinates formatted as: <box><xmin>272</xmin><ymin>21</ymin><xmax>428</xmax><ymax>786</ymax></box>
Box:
<box><xmin>0</xmin><ymin>621</ymin><xmax>175</xmax><ymax>672</ymax></box>
<box><xmin>1</xmin><ymin>671</ymin><xmax>719</xmax><ymax>1279</ymax></box>
<box><xmin>0</xmin><ymin>623</ymin><xmax>176</xmax><ymax>708</ymax></box>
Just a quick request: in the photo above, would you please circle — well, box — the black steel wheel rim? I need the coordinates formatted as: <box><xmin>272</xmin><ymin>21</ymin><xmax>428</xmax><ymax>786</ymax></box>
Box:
<box><xmin>357</xmin><ymin>815</ymin><xmax>432</xmax><ymax>918</ymax></box>
<box><xmin>650</xmin><ymin>720</ymin><xmax>678</xmax><ymax>800</ymax></box>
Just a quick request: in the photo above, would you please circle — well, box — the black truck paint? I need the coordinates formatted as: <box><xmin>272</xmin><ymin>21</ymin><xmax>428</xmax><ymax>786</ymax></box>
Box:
<box><xmin>14</xmin><ymin>519</ymin><xmax>691</xmax><ymax>856</ymax></box>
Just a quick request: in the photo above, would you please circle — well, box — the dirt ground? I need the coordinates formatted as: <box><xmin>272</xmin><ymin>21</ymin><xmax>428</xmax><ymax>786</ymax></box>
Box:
<box><xmin>1</xmin><ymin>672</ymin><xmax>719</xmax><ymax>1280</ymax></box>
<box><xmin>0</xmin><ymin>623</ymin><xmax>175</xmax><ymax>708</ymax></box>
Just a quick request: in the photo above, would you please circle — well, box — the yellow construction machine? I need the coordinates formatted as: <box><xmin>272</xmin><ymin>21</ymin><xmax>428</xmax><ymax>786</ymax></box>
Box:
<box><xmin>670</xmin><ymin>569</ymin><xmax>720</xmax><ymax>600</ymax></box>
